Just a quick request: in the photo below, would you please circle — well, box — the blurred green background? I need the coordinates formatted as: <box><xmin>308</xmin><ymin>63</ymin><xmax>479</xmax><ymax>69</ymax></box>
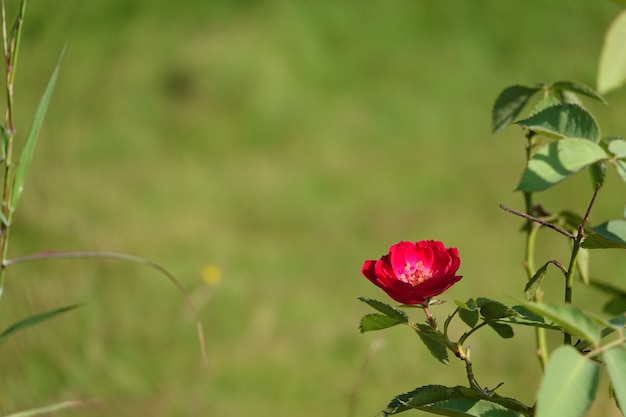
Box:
<box><xmin>0</xmin><ymin>0</ymin><xmax>625</xmax><ymax>416</ymax></box>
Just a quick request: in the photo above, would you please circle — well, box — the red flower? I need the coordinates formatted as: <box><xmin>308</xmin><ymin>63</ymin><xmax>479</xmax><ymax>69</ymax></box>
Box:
<box><xmin>362</xmin><ymin>240</ymin><xmax>462</xmax><ymax>305</ymax></box>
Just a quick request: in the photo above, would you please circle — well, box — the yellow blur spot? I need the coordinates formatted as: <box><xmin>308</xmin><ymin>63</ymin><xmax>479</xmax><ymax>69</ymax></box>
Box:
<box><xmin>202</xmin><ymin>264</ymin><xmax>222</xmax><ymax>286</ymax></box>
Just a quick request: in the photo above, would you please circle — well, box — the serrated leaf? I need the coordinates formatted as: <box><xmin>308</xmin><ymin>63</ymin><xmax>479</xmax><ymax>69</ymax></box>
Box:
<box><xmin>0</xmin><ymin>304</ymin><xmax>80</xmax><ymax>346</ymax></box>
<box><xmin>604</xmin><ymin>347</ymin><xmax>626</xmax><ymax>414</ymax></box>
<box><xmin>378</xmin><ymin>385</ymin><xmax>528</xmax><ymax>417</ymax></box>
<box><xmin>359</xmin><ymin>313</ymin><xmax>403</xmax><ymax>332</ymax></box>
<box><xmin>459</xmin><ymin>308</ymin><xmax>479</xmax><ymax>328</ymax></box>
<box><xmin>516</xmin><ymin>138</ymin><xmax>608</xmax><ymax>192</ymax></box>
<box><xmin>492</xmin><ymin>85</ymin><xmax>540</xmax><ymax>133</ymax></box>
<box><xmin>582</xmin><ymin>220</ymin><xmax>626</xmax><ymax>249</ymax></box>
<box><xmin>488</xmin><ymin>322</ymin><xmax>514</xmax><ymax>339</ymax></box>
<box><xmin>415</xmin><ymin>324</ymin><xmax>449</xmax><ymax>365</ymax></box>
<box><xmin>522</xmin><ymin>302</ymin><xmax>600</xmax><ymax>345</ymax></box>
<box><xmin>598</xmin><ymin>10</ymin><xmax>626</xmax><ymax>94</ymax></box>
<box><xmin>536</xmin><ymin>346</ymin><xmax>599</xmax><ymax>417</ymax></box>
<box><xmin>516</xmin><ymin>103</ymin><xmax>599</xmax><ymax>141</ymax></box>
<box><xmin>358</xmin><ymin>297</ymin><xmax>408</xmax><ymax>322</ymax></box>
<box><xmin>9</xmin><ymin>50</ymin><xmax>63</xmax><ymax>213</ymax></box>
<box><xmin>551</xmin><ymin>81</ymin><xmax>608</xmax><ymax>105</ymax></box>
<box><xmin>524</xmin><ymin>262</ymin><xmax>550</xmax><ymax>301</ymax></box>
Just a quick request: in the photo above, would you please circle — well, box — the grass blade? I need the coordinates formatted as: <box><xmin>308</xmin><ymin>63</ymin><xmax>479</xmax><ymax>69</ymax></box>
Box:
<box><xmin>4</xmin><ymin>399</ymin><xmax>96</xmax><ymax>417</ymax></box>
<box><xmin>4</xmin><ymin>250</ymin><xmax>208</xmax><ymax>367</ymax></box>
<box><xmin>0</xmin><ymin>304</ymin><xmax>79</xmax><ymax>345</ymax></box>
<box><xmin>8</xmin><ymin>48</ymin><xmax>63</xmax><ymax>213</ymax></box>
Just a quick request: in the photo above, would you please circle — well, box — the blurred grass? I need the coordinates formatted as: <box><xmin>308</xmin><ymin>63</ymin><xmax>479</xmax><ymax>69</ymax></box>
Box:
<box><xmin>0</xmin><ymin>0</ymin><xmax>625</xmax><ymax>415</ymax></box>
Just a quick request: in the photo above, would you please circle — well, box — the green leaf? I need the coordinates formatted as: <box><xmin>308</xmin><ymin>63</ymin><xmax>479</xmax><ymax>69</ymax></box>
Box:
<box><xmin>551</xmin><ymin>81</ymin><xmax>608</xmax><ymax>105</ymax></box>
<box><xmin>598</xmin><ymin>10</ymin><xmax>626</xmax><ymax>94</ymax></box>
<box><xmin>379</xmin><ymin>385</ymin><xmax>528</xmax><ymax>417</ymax></box>
<box><xmin>415</xmin><ymin>324</ymin><xmax>449</xmax><ymax>364</ymax></box>
<box><xmin>604</xmin><ymin>347</ymin><xmax>626</xmax><ymax>414</ymax></box>
<box><xmin>522</xmin><ymin>302</ymin><xmax>600</xmax><ymax>346</ymax></box>
<box><xmin>576</xmin><ymin>314</ymin><xmax>626</xmax><ymax>351</ymax></box>
<box><xmin>615</xmin><ymin>160</ymin><xmax>626</xmax><ymax>183</ymax></box>
<box><xmin>7</xmin><ymin>0</ymin><xmax>26</xmax><ymax>88</ymax></box>
<box><xmin>479</xmin><ymin>300</ymin><xmax>518</xmax><ymax>321</ymax></box>
<box><xmin>492</xmin><ymin>85</ymin><xmax>540</xmax><ymax>133</ymax></box>
<box><xmin>516</xmin><ymin>103</ymin><xmax>599</xmax><ymax>141</ymax></box>
<box><xmin>358</xmin><ymin>297</ymin><xmax>408</xmax><ymax>322</ymax></box>
<box><xmin>604</xmin><ymin>296</ymin><xmax>626</xmax><ymax>315</ymax></box>
<box><xmin>359</xmin><ymin>313</ymin><xmax>403</xmax><ymax>332</ymax></box>
<box><xmin>488</xmin><ymin>322</ymin><xmax>514</xmax><ymax>339</ymax></box>
<box><xmin>459</xmin><ymin>308</ymin><xmax>479</xmax><ymax>328</ymax></box>
<box><xmin>608</xmin><ymin>139</ymin><xmax>626</xmax><ymax>158</ymax></box>
<box><xmin>502</xmin><ymin>306</ymin><xmax>564</xmax><ymax>331</ymax></box>
<box><xmin>524</xmin><ymin>262</ymin><xmax>549</xmax><ymax>301</ymax></box>
<box><xmin>0</xmin><ymin>304</ymin><xmax>80</xmax><ymax>346</ymax></box>
<box><xmin>516</xmin><ymin>138</ymin><xmax>608</xmax><ymax>192</ymax></box>
<box><xmin>589</xmin><ymin>161</ymin><xmax>606</xmax><ymax>188</ymax></box>
<box><xmin>9</xmin><ymin>50</ymin><xmax>63</xmax><ymax>213</ymax></box>
<box><xmin>576</xmin><ymin>248</ymin><xmax>590</xmax><ymax>285</ymax></box>
<box><xmin>536</xmin><ymin>346</ymin><xmax>599</xmax><ymax>417</ymax></box>
<box><xmin>582</xmin><ymin>220</ymin><xmax>626</xmax><ymax>249</ymax></box>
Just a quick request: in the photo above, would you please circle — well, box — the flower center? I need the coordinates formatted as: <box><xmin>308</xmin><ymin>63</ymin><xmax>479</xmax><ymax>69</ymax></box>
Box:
<box><xmin>399</xmin><ymin>261</ymin><xmax>433</xmax><ymax>286</ymax></box>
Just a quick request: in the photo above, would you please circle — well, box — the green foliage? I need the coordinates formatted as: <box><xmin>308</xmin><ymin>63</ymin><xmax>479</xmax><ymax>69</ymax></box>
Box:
<box><xmin>536</xmin><ymin>346</ymin><xmax>599</xmax><ymax>417</ymax></box>
<box><xmin>521</xmin><ymin>302</ymin><xmax>601</xmax><ymax>346</ymax></box>
<box><xmin>524</xmin><ymin>262</ymin><xmax>550</xmax><ymax>300</ymax></box>
<box><xmin>8</xmin><ymin>51</ymin><xmax>63</xmax><ymax>213</ymax></box>
<box><xmin>582</xmin><ymin>220</ymin><xmax>626</xmax><ymax>249</ymax></box>
<box><xmin>516</xmin><ymin>103</ymin><xmax>600</xmax><ymax>141</ymax></box>
<box><xmin>0</xmin><ymin>304</ymin><xmax>79</xmax><ymax>346</ymax></box>
<box><xmin>379</xmin><ymin>385</ymin><xmax>529</xmax><ymax>417</ymax></box>
<box><xmin>358</xmin><ymin>297</ymin><xmax>409</xmax><ymax>322</ymax></box>
<box><xmin>598</xmin><ymin>10</ymin><xmax>626</xmax><ymax>94</ymax></box>
<box><xmin>515</xmin><ymin>138</ymin><xmax>608</xmax><ymax>192</ymax></box>
<box><xmin>415</xmin><ymin>324</ymin><xmax>449</xmax><ymax>365</ymax></box>
<box><xmin>491</xmin><ymin>85</ymin><xmax>540</xmax><ymax>133</ymax></box>
<box><xmin>604</xmin><ymin>347</ymin><xmax>626</xmax><ymax>414</ymax></box>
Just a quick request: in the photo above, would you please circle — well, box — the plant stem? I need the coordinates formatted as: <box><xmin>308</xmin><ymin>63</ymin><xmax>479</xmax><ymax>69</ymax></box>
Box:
<box><xmin>0</xmin><ymin>0</ymin><xmax>15</xmax><ymax>300</ymax></box>
<box><xmin>563</xmin><ymin>184</ymin><xmax>601</xmax><ymax>345</ymax></box>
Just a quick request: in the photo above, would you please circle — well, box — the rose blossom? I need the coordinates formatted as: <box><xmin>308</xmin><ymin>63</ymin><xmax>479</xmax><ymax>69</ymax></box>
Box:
<box><xmin>362</xmin><ymin>240</ymin><xmax>462</xmax><ymax>305</ymax></box>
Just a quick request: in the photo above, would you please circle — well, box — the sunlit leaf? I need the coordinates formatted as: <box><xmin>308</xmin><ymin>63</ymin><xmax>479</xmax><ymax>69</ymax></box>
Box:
<box><xmin>608</xmin><ymin>139</ymin><xmax>626</xmax><ymax>158</ymax></box>
<box><xmin>598</xmin><ymin>9</ymin><xmax>626</xmax><ymax>94</ymax></box>
<box><xmin>605</xmin><ymin>348</ymin><xmax>626</xmax><ymax>415</ymax></box>
<box><xmin>492</xmin><ymin>85</ymin><xmax>540</xmax><ymax>133</ymax></box>
<box><xmin>582</xmin><ymin>220</ymin><xmax>626</xmax><ymax>249</ymax></box>
<box><xmin>516</xmin><ymin>138</ymin><xmax>608</xmax><ymax>192</ymax></box>
<box><xmin>536</xmin><ymin>346</ymin><xmax>599</xmax><ymax>417</ymax></box>
<box><xmin>516</xmin><ymin>103</ymin><xmax>599</xmax><ymax>141</ymax></box>
<box><xmin>551</xmin><ymin>81</ymin><xmax>608</xmax><ymax>105</ymax></box>
<box><xmin>522</xmin><ymin>302</ymin><xmax>600</xmax><ymax>345</ymax></box>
